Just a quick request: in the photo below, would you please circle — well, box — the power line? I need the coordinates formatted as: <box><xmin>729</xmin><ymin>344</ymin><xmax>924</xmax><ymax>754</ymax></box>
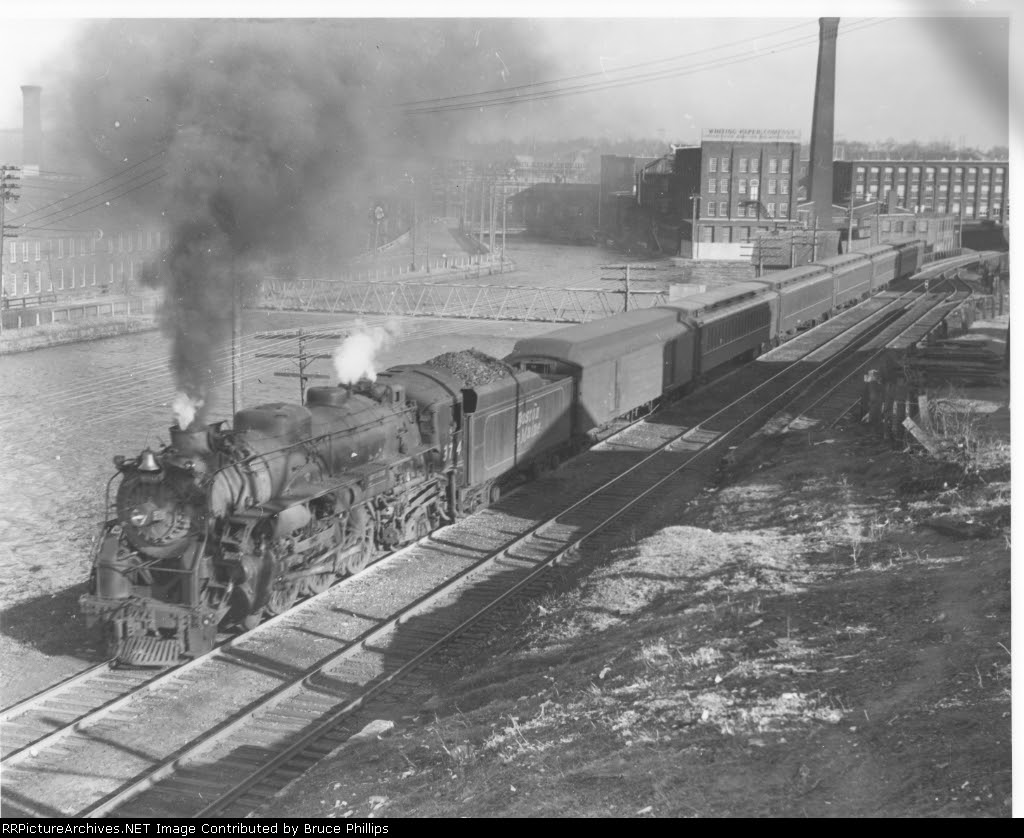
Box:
<box><xmin>404</xmin><ymin>19</ymin><xmax>887</xmax><ymax>115</ymax></box>
<box><xmin>398</xmin><ymin>20</ymin><xmax>811</xmax><ymax>109</ymax></box>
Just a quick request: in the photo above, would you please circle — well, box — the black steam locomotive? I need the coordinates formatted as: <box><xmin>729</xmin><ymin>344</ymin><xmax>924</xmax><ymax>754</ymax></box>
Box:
<box><xmin>82</xmin><ymin>238</ymin><xmax>935</xmax><ymax>665</ymax></box>
<box><xmin>81</xmin><ymin>355</ymin><xmax>572</xmax><ymax>665</ymax></box>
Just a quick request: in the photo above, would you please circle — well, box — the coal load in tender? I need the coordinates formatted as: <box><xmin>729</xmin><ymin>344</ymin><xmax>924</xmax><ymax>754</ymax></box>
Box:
<box><xmin>425</xmin><ymin>348</ymin><xmax>514</xmax><ymax>388</ymax></box>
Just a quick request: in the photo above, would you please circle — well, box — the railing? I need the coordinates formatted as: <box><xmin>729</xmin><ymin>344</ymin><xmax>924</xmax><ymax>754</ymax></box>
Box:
<box><xmin>1</xmin><ymin>292</ymin><xmax>58</xmax><ymax>310</ymax></box>
<box><xmin>0</xmin><ymin>293</ymin><xmax>161</xmax><ymax>332</ymax></box>
<box><xmin>256</xmin><ymin>278</ymin><xmax>669</xmax><ymax>323</ymax></box>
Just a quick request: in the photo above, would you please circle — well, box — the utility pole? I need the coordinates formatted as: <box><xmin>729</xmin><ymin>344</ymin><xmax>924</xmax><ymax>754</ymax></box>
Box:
<box><xmin>846</xmin><ymin>187</ymin><xmax>854</xmax><ymax>254</ymax></box>
<box><xmin>478</xmin><ymin>175</ymin><xmax>486</xmax><ymax>253</ymax></box>
<box><xmin>231</xmin><ymin>266</ymin><xmax>243</xmax><ymax>417</ymax></box>
<box><xmin>489</xmin><ymin>181</ymin><xmax>496</xmax><ymax>256</ymax></box>
<box><xmin>254</xmin><ymin>329</ymin><xmax>338</xmax><ymax>401</ymax></box>
<box><xmin>601</xmin><ymin>264</ymin><xmax>658</xmax><ymax>312</ymax></box>
<box><xmin>500</xmin><ymin>183</ymin><xmax>507</xmax><ymax>273</ymax></box>
<box><xmin>409</xmin><ymin>176</ymin><xmax>417</xmax><ymax>273</ymax></box>
<box><xmin>690</xmin><ymin>195</ymin><xmax>700</xmax><ymax>260</ymax></box>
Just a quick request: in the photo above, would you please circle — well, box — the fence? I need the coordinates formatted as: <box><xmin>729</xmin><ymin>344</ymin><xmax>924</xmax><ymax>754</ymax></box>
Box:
<box><xmin>0</xmin><ymin>293</ymin><xmax>161</xmax><ymax>332</ymax></box>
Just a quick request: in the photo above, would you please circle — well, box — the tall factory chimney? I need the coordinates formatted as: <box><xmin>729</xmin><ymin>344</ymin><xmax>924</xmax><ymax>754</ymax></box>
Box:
<box><xmin>806</xmin><ymin>18</ymin><xmax>839</xmax><ymax>229</ymax></box>
<box><xmin>21</xmin><ymin>85</ymin><xmax>43</xmax><ymax>176</ymax></box>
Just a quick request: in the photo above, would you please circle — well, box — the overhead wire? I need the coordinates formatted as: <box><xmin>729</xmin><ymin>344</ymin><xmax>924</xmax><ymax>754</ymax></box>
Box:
<box><xmin>403</xmin><ymin>19</ymin><xmax>887</xmax><ymax>115</ymax></box>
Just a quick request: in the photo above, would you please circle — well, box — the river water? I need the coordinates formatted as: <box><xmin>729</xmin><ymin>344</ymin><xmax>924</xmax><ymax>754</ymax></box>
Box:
<box><xmin>0</xmin><ymin>239</ymin><xmax>645</xmax><ymax>609</ymax></box>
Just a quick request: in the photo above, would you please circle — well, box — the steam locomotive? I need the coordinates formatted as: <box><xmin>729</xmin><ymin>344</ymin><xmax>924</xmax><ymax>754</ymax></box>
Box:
<box><xmin>81</xmin><ymin>239</ymin><xmax>929</xmax><ymax>665</ymax></box>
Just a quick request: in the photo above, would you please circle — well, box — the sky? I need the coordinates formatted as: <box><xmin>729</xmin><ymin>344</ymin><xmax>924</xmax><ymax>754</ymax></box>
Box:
<box><xmin>0</xmin><ymin>1</ymin><xmax>1015</xmax><ymax>151</ymax></box>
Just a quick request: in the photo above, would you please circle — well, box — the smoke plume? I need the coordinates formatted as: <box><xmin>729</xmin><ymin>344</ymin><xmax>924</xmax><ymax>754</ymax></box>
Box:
<box><xmin>48</xmin><ymin>19</ymin><xmax>556</xmax><ymax>420</ymax></box>
<box><xmin>333</xmin><ymin>320</ymin><xmax>402</xmax><ymax>385</ymax></box>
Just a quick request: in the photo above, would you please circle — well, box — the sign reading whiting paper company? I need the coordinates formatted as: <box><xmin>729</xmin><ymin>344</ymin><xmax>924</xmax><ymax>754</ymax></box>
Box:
<box><xmin>702</xmin><ymin>128</ymin><xmax>802</xmax><ymax>143</ymax></box>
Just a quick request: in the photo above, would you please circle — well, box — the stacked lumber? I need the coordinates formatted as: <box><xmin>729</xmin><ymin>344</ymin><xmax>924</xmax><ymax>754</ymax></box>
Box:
<box><xmin>908</xmin><ymin>339</ymin><xmax>1006</xmax><ymax>385</ymax></box>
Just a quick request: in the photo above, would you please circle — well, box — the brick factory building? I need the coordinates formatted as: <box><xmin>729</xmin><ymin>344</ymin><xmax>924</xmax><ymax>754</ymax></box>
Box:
<box><xmin>832</xmin><ymin>159</ymin><xmax>1008</xmax><ymax>226</ymax></box>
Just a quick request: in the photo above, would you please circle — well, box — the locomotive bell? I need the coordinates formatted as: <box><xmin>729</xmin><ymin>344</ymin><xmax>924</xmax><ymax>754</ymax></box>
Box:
<box><xmin>138</xmin><ymin>449</ymin><xmax>161</xmax><ymax>474</ymax></box>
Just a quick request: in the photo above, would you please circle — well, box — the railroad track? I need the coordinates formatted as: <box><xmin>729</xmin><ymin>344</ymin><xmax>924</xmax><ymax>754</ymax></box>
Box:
<box><xmin>0</xmin><ymin>254</ymin><xmax>983</xmax><ymax>818</ymax></box>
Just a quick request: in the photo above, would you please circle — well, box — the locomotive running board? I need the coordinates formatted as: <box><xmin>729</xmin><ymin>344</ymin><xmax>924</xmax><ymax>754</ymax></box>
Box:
<box><xmin>115</xmin><ymin>635</ymin><xmax>183</xmax><ymax>667</ymax></box>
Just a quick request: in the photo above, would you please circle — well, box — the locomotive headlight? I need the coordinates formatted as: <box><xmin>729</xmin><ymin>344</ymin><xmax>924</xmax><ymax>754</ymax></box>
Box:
<box><xmin>129</xmin><ymin>507</ymin><xmax>151</xmax><ymax>527</ymax></box>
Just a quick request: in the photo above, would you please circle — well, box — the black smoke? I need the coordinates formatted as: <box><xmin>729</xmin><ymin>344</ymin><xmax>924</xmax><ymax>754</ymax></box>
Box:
<box><xmin>46</xmin><ymin>19</ymin><xmax>557</xmax><ymax>418</ymax></box>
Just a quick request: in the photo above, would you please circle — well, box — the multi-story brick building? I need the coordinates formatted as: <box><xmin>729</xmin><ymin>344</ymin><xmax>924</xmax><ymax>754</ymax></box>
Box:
<box><xmin>833</xmin><ymin>160</ymin><xmax>1008</xmax><ymax>225</ymax></box>
<box><xmin>2</xmin><ymin>228</ymin><xmax>165</xmax><ymax>299</ymax></box>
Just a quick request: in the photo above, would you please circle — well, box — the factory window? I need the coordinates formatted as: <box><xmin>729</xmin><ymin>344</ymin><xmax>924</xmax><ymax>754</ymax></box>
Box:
<box><xmin>767</xmin><ymin>202</ymin><xmax>776</xmax><ymax>217</ymax></box>
<box><xmin>92</xmin><ymin>265</ymin><xmax>97</xmax><ymax>285</ymax></box>
<box><xmin>925</xmin><ymin>168</ymin><xmax>935</xmax><ymax>181</ymax></box>
<box><xmin>22</xmin><ymin>272</ymin><xmax>29</xmax><ymax>294</ymax></box>
<box><xmin>884</xmin><ymin>167</ymin><xmax>893</xmax><ymax>175</ymax></box>
<box><xmin>897</xmin><ymin>185</ymin><xmax>906</xmax><ymax>197</ymax></box>
<box><xmin>967</xmin><ymin>183</ymin><xmax>976</xmax><ymax>193</ymax></box>
<box><xmin>71</xmin><ymin>266</ymin><xmax>75</xmax><ymax>287</ymax></box>
<box><xmin>856</xmin><ymin>166</ymin><xmax>865</xmax><ymax>175</ymax></box>
<box><xmin>870</xmin><ymin>167</ymin><xmax>879</xmax><ymax>175</ymax></box>
<box><xmin>778</xmin><ymin>203</ymin><xmax>788</xmax><ymax>217</ymax></box>
<box><xmin>70</xmin><ymin>238</ymin><xmax>75</xmax><ymax>258</ymax></box>
<box><xmin>127</xmin><ymin>234</ymin><xmax>134</xmax><ymax>253</ymax></box>
<box><xmin>894</xmin><ymin>221</ymin><xmax>904</xmax><ymax>233</ymax></box>
<box><xmin>34</xmin><ymin>241</ymin><xmax>40</xmax><ymax>261</ymax></box>
<box><xmin>118</xmin><ymin>233</ymin><xmax>124</xmax><ymax>253</ymax></box>
<box><xmin>994</xmin><ymin>184</ymin><xmax>1003</xmax><ymax>194</ymax></box>
<box><xmin>780</xmin><ymin>179</ymin><xmax>789</xmax><ymax>195</ymax></box>
<box><xmin>58</xmin><ymin>268</ymin><xmax>64</xmax><ymax>290</ymax></box>
<box><xmin>936</xmin><ymin>203</ymin><xmax>946</xmax><ymax>213</ymax></box>
<box><xmin>780</xmin><ymin>159</ymin><xmax>790</xmax><ymax>174</ymax></box>
<box><xmin>882</xmin><ymin>219</ymin><xmax>892</xmax><ymax>233</ymax></box>
<box><xmin>965</xmin><ymin>206</ymin><xmax>975</xmax><ymax>218</ymax></box>
<box><xmin>951</xmin><ymin>202</ymin><xmax>960</xmax><ymax>215</ymax></box>
<box><xmin>769</xmin><ymin>158</ymin><xmax>778</xmax><ymax>174</ymax></box>
<box><xmin>130</xmin><ymin>260</ymin><xmax>135</xmax><ymax>281</ymax></box>
<box><xmin>911</xmin><ymin>167</ymin><xmax>920</xmax><ymax>175</ymax></box>
<box><xmin>953</xmin><ymin>184</ymin><xmax>962</xmax><ymax>194</ymax></box>
<box><xmin>35</xmin><ymin>271</ymin><xmax>41</xmax><ymax>293</ymax></box>
<box><xmin>967</xmin><ymin>167</ymin><xmax>977</xmax><ymax>176</ymax></box>
<box><xmin>940</xmin><ymin>167</ymin><xmax>949</xmax><ymax>175</ymax></box>
<box><xmin>994</xmin><ymin>169</ymin><xmax>1004</xmax><ymax>180</ymax></box>
<box><xmin>7</xmin><ymin>244</ymin><xmax>14</xmax><ymax>263</ymax></box>
<box><xmin>109</xmin><ymin>264</ymin><xmax>114</xmax><ymax>284</ymax></box>
<box><xmin>22</xmin><ymin>242</ymin><xmax>28</xmax><ymax>262</ymax></box>
<box><xmin>739</xmin><ymin>158</ymin><xmax>748</xmax><ymax>173</ymax></box>
<box><xmin>739</xmin><ymin>178</ymin><xmax>747</xmax><ymax>193</ymax></box>
<box><xmin>954</xmin><ymin>167</ymin><xmax>963</xmax><ymax>177</ymax></box>
<box><xmin>768</xmin><ymin>179</ymin><xmax>777</xmax><ymax>195</ymax></box>
<box><xmin>855</xmin><ymin>184</ymin><xmax>864</xmax><ymax>197</ymax></box>
<box><xmin>718</xmin><ymin>201</ymin><xmax>728</xmax><ymax>217</ymax></box>
<box><xmin>707</xmin><ymin>203</ymin><xmax>716</xmax><ymax>217</ymax></box>
<box><xmin>720</xmin><ymin>157</ymin><xmax>730</xmax><ymax>172</ymax></box>
<box><xmin>108</xmin><ymin>239</ymin><xmax>114</xmax><ymax>255</ymax></box>
<box><xmin>982</xmin><ymin>168</ymin><xmax>990</xmax><ymax>176</ymax></box>
<box><xmin>979</xmin><ymin>203</ymin><xmax>989</xmax><ymax>216</ymax></box>
<box><xmin>898</xmin><ymin>166</ymin><xmax>907</xmax><ymax>175</ymax></box>
<box><xmin>748</xmin><ymin>158</ymin><xmax>757</xmax><ymax>173</ymax></box>
<box><xmin>708</xmin><ymin>179</ymin><xmax>717</xmax><ymax>193</ymax></box>
<box><xmin>981</xmin><ymin>183</ymin><xmax>989</xmax><ymax>193</ymax></box>
<box><xmin>992</xmin><ymin>201</ymin><xmax>1001</xmax><ymax>212</ymax></box>
<box><xmin>709</xmin><ymin>157</ymin><xmax>718</xmax><ymax>173</ymax></box>
<box><xmin>719</xmin><ymin>178</ymin><xmax>728</xmax><ymax>193</ymax></box>
<box><xmin>939</xmin><ymin>183</ymin><xmax>948</xmax><ymax>192</ymax></box>
<box><xmin>57</xmin><ymin>239</ymin><xmax>63</xmax><ymax>258</ymax></box>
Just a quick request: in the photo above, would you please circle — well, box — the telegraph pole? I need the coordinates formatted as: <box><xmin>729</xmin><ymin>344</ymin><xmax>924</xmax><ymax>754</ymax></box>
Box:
<box><xmin>254</xmin><ymin>329</ymin><xmax>339</xmax><ymax>401</ymax></box>
<box><xmin>601</xmin><ymin>264</ymin><xmax>658</xmax><ymax>312</ymax></box>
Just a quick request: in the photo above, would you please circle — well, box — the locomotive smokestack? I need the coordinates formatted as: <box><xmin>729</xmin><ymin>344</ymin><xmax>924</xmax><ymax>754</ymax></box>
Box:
<box><xmin>21</xmin><ymin>85</ymin><xmax>43</xmax><ymax>175</ymax></box>
<box><xmin>807</xmin><ymin>17</ymin><xmax>839</xmax><ymax>229</ymax></box>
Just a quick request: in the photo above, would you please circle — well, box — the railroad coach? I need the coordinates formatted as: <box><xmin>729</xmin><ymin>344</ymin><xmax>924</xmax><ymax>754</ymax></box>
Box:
<box><xmin>505</xmin><ymin>308</ymin><xmax>694</xmax><ymax>434</ymax></box>
<box><xmin>661</xmin><ymin>282</ymin><xmax>773</xmax><ymax>376</ymax></box>
<box><xmin>861</xmin><ymin>244</ymin><xmax>898</xmax><ymax>290</ymax></box>
<box><xmin>753</xmin><ymin>264</ymin><xmax>834</xmax><ymax>339</ymax></box>
<box><xmin>893</xmin><ymin>239</ymin><xmax>925</xmax><ymax>280</ymax></box>
<box><xmin>816</xmin><ymin>252</ymin><xmax>873</xmax><ymax>308</ymax></box>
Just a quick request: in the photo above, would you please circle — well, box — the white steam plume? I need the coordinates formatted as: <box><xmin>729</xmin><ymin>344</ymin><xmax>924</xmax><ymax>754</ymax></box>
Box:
<box><xmin>332</xmin><ymin>320</ymin><xmax>402</xmax><ymax>385</ymax></box>
<box><xmin>172</xmin><ymin>392</ymin><xmax>205</xmax><ymax>430</ymax></box>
